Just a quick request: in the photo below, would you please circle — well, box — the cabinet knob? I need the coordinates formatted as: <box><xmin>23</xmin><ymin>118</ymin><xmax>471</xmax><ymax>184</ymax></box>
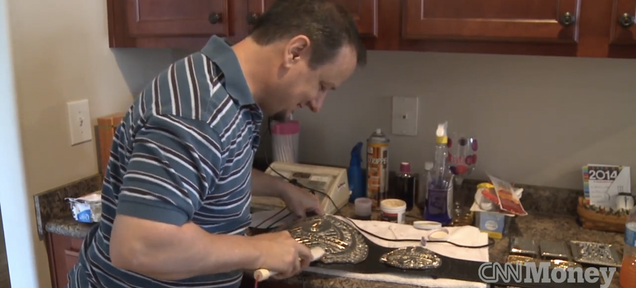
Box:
<box><xmin>619</xmin><ymin>13</ymin><xmax>635</xmax><ymax>28</ymax></box>
<box><xmin>247</xmin><ymin>13</ymin><xmax>259</xmax><ymax>25</ymax></box>
<box><xmin>208</xmin><ymin>12</ymin><xmax>222</xmax><ymax>25</ymax></box>
<box><xmin>559</xmin><ymin>12</ymin><xmax>576</xmax><ymax>27</ymax></box>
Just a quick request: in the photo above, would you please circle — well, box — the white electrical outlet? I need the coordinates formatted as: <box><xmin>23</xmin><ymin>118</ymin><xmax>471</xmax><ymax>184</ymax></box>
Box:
<box><xmin>67</xmin><ymin>99</ymin><xmax>92</xmax><ymax>145</ymax></box>
<box><xmin>391</xmin><ymin>96</ymin><xmax>419</xmax><ymax>136</ymax></box>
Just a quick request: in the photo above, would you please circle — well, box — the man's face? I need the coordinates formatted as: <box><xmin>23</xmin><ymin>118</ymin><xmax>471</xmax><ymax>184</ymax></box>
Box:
<box><xmin>269</xmin><ymin>37</ymin><xmax>358</xmax><ymax>122</ymax></box>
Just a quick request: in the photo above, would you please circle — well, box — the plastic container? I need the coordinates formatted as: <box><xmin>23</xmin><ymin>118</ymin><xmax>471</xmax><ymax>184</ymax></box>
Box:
<box><xmin>425</xmin><ymin>174</ymin><xmax>454</xmax><ymax>226</ymax></box>
<box><xmin>271</xmin><ymin>120</ymin><xmax>300</xmax><ymax>163</ymax></box>
<box><xmin>348</xmin><ymin>142</ymin><xmax>366</xmax><ymax>202</ymax></box>
<box><xmin>380</xmin><ymin>199</ymin><xmax>406</xmax><ymax>224</ymax></box>
<box><xmin>354</xmin><ymin>197</ymin><xmax>373</xmax><ymax>220</ymax></box>
<box><xmin>431</xmin><ymin>122</ymin><xmax>450</xmax><ymax>190</ymax></box>
<box><xmin>620</xmin><ymin>206</ymin><xmax>636</xmax><ymax>287</ymax></box>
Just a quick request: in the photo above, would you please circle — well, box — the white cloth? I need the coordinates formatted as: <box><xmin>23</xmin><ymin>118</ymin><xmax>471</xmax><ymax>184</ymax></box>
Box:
<box><xmin>305</xmin><ymin>216</ymin><xmax>489</xmax><ymax>288</ymax></box>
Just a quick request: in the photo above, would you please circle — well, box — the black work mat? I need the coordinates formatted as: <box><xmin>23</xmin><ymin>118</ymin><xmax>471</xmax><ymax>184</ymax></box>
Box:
<box><xmin>309</xmin><ymin>235</ymin><xmax>602</xmax><ymax>288</ymax></box>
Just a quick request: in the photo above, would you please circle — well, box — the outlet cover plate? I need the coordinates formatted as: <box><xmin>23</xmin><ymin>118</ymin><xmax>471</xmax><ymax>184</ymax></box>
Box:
<box><xmin>391</xmin><ymin>96</ymin><xmax>418</xmax><ymax>136</ymax></box>
<box><xmin>67</xmin><ymin>99</ymin><xmax>92</xmax><ymax>145</ymax></box>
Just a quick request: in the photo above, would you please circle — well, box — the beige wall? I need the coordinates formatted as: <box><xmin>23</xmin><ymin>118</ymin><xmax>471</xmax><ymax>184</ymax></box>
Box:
<box><xmin>288</xmin><ymin>51</ymin><xmax>636</xmax><ymax>191</ymax></box>
<box><xmin>7</xmin><ymin>0</ymin><xmax>176</xmax><ymax>287</ymax></box>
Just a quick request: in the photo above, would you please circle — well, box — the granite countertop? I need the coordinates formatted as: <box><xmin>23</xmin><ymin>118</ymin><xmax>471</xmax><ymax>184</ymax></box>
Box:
<box><xmin>45</xmin><ymin>205</ymin><xmax>626</xmax><ymax>288</ymax></box>
<box><xmin>45</xmin><ymin>216</ymin><xmax>97</xmax><ymax>238</ymax></box>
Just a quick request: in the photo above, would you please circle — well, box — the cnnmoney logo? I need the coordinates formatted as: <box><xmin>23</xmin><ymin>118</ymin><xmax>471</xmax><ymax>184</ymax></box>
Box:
<box><xmin>478</xmin><ymin>262</ymin><xmax>617</xmax><ymax>288</ymax></box>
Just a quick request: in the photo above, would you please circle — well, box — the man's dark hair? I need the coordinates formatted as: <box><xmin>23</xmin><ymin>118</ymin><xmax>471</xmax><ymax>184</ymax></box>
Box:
<box><xmin>249</xmin><ymin>0</ymin><xmax>367</xmax><ymax>69</ymax></box>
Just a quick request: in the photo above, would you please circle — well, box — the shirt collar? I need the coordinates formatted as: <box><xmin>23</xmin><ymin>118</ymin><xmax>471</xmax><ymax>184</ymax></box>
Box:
<box><xmin>200</xmin><ymin>36</ymin><xmax>255</xmax><ymax>106</ymax></box>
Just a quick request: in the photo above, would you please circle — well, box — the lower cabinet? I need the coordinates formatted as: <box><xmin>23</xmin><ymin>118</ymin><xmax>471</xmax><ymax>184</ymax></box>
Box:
<box><xmin>45</xmin><ymin>233</ymin><xmax>83</xmax><ymax>288</ymax></box>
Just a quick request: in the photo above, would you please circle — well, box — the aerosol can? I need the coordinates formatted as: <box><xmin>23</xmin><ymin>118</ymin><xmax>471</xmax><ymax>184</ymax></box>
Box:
<box><xmin>366</xmin><ymin>129</ymin><xmax>390</xmax><ymax>207</ymax></box>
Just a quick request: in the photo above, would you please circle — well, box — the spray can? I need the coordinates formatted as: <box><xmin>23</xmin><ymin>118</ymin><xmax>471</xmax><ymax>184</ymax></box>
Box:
<box><xmin>366</xmin><ymin>129</ymin><xmax>390</xmax><ymax>207</ymax></box>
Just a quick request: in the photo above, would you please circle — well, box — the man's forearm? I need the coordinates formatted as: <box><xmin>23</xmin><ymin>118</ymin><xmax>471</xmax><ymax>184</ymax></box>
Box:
<box><xmin>251</xmin><ymin>168</ymin><xmax>287</xmax><ymax>198</ymax></box>
<box><xmin>111</xmin><ymin>215</ymin><xmax>263</xmax><ymax>280</ymax></box>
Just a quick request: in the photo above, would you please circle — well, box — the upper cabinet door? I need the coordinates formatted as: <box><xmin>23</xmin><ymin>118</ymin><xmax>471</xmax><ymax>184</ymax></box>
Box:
<box><xmin>402</xmin><ymin>0</ymin><xmax>582</xmax><ymax>43</ymax></box>
<box><xmin>610</xmin><ymin>0</ymin><xmax>636</xmax><ymax>44</ymax></box>
<box><xmin>125</xmin><ymin>0</ymin><xmax>231</xmax><ymax>38</ymax></box>
<box><xmin>246</xmin><ymin>0</ymin><xmax>377</xmax><ymax>38</ymax></box>
<box><xmin>335</xmin><ymin>0</ymin><xmax>378</xmax><ymax>38</ymax></box>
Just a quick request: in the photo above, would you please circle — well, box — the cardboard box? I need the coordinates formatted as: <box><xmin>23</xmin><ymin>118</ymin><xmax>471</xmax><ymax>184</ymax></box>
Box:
<box><xmin>475</xmin><ymin>211</ymin><xmax>514</xmax><ymax>239</ymax></box>
<box><xmin>96</xmin><ymin>113</ymin><xmax>125</xmax><ymax>177</ymax></box>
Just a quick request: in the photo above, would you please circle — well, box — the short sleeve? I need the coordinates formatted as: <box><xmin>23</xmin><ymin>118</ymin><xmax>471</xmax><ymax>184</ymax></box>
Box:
<box><xmin>116</xmin><ymin>114</ymin><xmax>223</xmax><ymax>226</ymax></box>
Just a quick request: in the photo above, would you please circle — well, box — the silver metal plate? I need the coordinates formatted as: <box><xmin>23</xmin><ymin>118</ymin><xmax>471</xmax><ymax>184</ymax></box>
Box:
<box><xmin>380</xmin><ymin>246</ymin><xmax>442</xmax><ymax>270</ymax></box>
<box><xmin>539</xmin><ymin>240</ymin><xmax>570</xmax><ymax>260</ymax></box>
<box><xmin>569</xmin><ymin>240</ymin><xmax>622</xmax><ymax>267</ymax></box>
<box><xmin>509</xmin><ymin>237</ymin><xmax>538</xmax><ymax>257</ymax></box>
<box><xmin>284</xmin><ymin>215</ymin><xmax>368</xmax><ymax>264</ymax></box>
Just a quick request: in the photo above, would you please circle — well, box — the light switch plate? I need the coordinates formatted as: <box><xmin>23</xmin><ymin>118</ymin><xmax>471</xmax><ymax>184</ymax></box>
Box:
<box><xmin>67</xmin><ymin>99</ymin><xmax>92</xmax><ymax>145</ymax></box>
<box><xmin>391</xmin><ymin>96</ymin><xmax>418</xmax><ymax>136</ymax></box>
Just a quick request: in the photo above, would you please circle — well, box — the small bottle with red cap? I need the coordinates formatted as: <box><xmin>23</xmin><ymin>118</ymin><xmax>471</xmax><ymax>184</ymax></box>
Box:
<box><xmin>394</xmin><ymin>162</ymin><xmax>417</xmax><ymax>211</ymax></box>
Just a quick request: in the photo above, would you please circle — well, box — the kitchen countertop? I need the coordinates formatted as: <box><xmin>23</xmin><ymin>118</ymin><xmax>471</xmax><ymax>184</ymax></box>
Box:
<box><xmin>45</xmin><ymin>205</ymin><xmax>626</xmax><ymax>288</ymax></box>
<box><xmin>46</xmin><ymin>216</ymin><xmax>96</xmax><ymax>238</ymax></box>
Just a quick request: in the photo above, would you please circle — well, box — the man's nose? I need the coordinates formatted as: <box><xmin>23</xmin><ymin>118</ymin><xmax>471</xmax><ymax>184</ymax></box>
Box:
<box><xmin>308</xmin><ymin>97</ymin><xmax>324</xmax><ymax>112</ymax></box>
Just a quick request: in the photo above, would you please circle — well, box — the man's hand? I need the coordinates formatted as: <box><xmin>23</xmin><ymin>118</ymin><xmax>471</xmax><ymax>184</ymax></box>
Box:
<box><xmin>249</xmin><ymin>231</ymin><xmax>313</xmax><ymax>279</ymax></box>
<box><xmin>279</xmin><ymin>181</ymin><xmax>325</xmax><ymax>217</ymax></box>
<box><xmin>250</xmin><ymin>168</ymin><xmax>325</xmax><ymax>217</ymax></box>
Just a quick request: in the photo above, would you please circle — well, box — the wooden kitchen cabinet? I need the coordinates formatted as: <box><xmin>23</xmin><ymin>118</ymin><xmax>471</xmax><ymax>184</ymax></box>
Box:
<box><xmin>108</xmin><ymin>0</ymin><xmax>242</xmax><ymax>48</ymax></box>
<box><xmin>246</xmin><ymin>0</ymin><xmax>380</xmax><ymax>45</ymax></box>
<box><xmin>46</xmin><ymin>233</ymin><xmax>82</xmax><ymax>288</ymax></box>
<box><xmin>397</xmin><ymin>0</ymin><xmax>636</xmax><ymax>58</ymax></box>
<box><xmin>403</xmin><ymin>0</ymin><xmax>581</xmax><ymax>43</ymax></box>
<box><xmin>248</xmin><ymin>0</ymin><xmax>378</xmax><ymax>37</ymax></box>
<box><xmin>107</xmin><ymin>0</ymin><xmax>636</xmax><ymax>58</ymax></box>
<box><xmin>400</xmin><ymin>0</ymin><xmax>581</xmax><ymax>56</ymax></box>
<box><xmin>610</xmin><ymin>0</ymin><xmax>636</xmax><ymax>44</ymax></box>
<box><xmin>335</xmin><ymin>0</ymin><xmax>379</xmax><ymax>38</ymax></box>
<box><xmin>125</xmin><ymin>0</ymin><xmax>230</xmax><ymax>37</ymax></box>
<box><xmin>247</xmin><ymin>0</ymin><xmax>377</xmax><ymax>37</ymax></box>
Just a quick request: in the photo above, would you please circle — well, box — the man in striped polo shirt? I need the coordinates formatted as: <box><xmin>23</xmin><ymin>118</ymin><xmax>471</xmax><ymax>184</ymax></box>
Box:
<box><xmin>67</xmin><ymin>0</ymin><xmax>366</xmax><ymax>287</ymax></box>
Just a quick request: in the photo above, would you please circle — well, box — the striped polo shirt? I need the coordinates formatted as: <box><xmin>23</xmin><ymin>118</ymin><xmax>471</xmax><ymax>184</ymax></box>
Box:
<box><xmin>67</xmin><ymin>36</ymin><xmax>263</xmax><ymax>288</ymax></box>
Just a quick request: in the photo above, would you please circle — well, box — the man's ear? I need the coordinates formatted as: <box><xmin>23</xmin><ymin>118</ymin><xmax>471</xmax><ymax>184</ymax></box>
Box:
<box><xmin>283</xmin><ymin>35</ymin><xmax>310</xmax><ymax>68</ymax></box>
